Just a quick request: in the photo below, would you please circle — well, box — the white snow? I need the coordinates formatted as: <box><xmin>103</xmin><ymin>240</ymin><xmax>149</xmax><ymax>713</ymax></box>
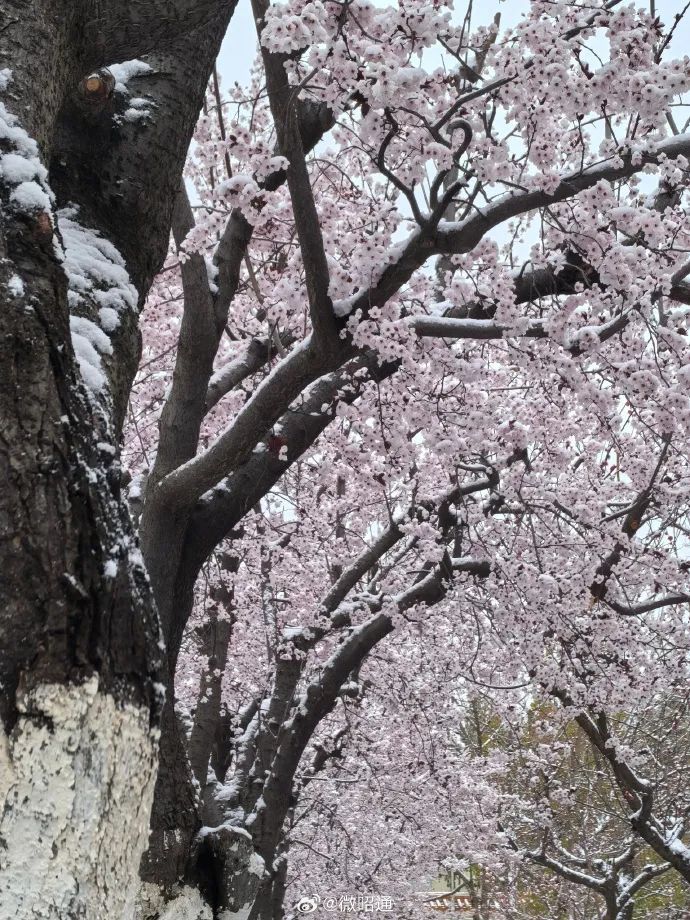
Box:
<box><xmin>0</xmin><ymin>100</ymin><xmax>39</xmax><ymax>158</ymax></box>
<box><xmin>410</xmin><ymin>316</ymin><xmax>502</xmax><ymax>337</ymax></box>
<box><xmin>59</xmin><ymin>207</ymin><xmax>137</xmax><ymax>317</ymax></box>
<box><xmin>58</xmin><ymin>206</ymin><xmax>140</xmax><ymax>394</ymax></box>
<box><xmin>333</xmin><ymin>292</ymin><xmax>359</xmax><ymax>318</ymax></box>
<box><xmin>128</xmin><ymin>546</ymin><xmax>146</xmax><ymax>571</ymax></box>
<box><xmin>6</xmin><ymin>274</ymin><xmax>23</xmax><ymax>297</ymax></box>
<box><xmin>108</xmin><ymin>61</ymin><xmax>155</xmax><ymax>124</ymax></box>
<box><xmin>70</xmin><ymin>316</ymin><xmax>113</xmax><ymax>356</ymax></box>
<box><xmin>103</xmin><ymin>559</ymin><xmax>118</xmax><ymax>578</ymax></box>
<box><xmin>123</xmin><ymin>98</ymin><xmax>155</xmax><ymax>123</ymax></box>
<box><xmin>249</xmin><ymin>852</ymin><xmax>265</xmax><ymax>877</ymax></box>
<box><xmin>0</xmin><ymin>152</ymin><xmax>47</xmax><ymax>184</ymax></box>
<box><xmin>0</xmin><ymin>68</ymin><xmax>12</xmax><ymax>91</ymax></box>
<box><xmin>220</xmin><ymin>907</ymin><xmax>252</xmax><ymax>920</ymax></box>
<box><xmin>0</xmin><ymin>99</ymin><xmax>54</xmax><ymax>218</ymax></box>
<box><xmin>197</xmin><ymin>822</ymin><xmax>252</xmax><ymax>842</ymax></box>
<box><xmin>124</xmin><ymin>97</ymin><xmax>150</xmax><ymax>112</ymax></box>
<box><xmin>108</xmin><ymin>60</ymin><xmax>152</xmax><ymax>94</ymax></box>
<box><xmin>98</xmin><ymin>306</ymin><xmax>120</xmax><ymax>331</ymax></box>
<box><xmin>10</xmin><ymin>180</ymin><xmax>52</xmax><ymax>212</ymax></box>
<box><xmin>282</xmin><ymin>626</ymin><xmax>313</xmax><ymax>641</ymax></box>
<box><xmin>205</xmin><ymin>254</ymin><xmax>219</xmax><ymax>294</ymax></box>
<box><xmin>208</xmin><ymin>356</ymin><xmax>247</xmax><ymax>398</ymax></box>
<box><xmin>157</xmin><ymin>887</ymin><xmax>213</xmax><ymax>920</ymax></box>
<box><xmin>128</xmin><ymin>473</ymin><xmax>144</xmax><ymax>501</ymax></box>
<box><xmin>668</xmin><ymin>837</ymin><xmax>690</xmax><ymax>861</ymax></box>
<box><xmin>70</xmin><ymin>315</ymin><xmax>113</xmax><ymax>393</ymax></box>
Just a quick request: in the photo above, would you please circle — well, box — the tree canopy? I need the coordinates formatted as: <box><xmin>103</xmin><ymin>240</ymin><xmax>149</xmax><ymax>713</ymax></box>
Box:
<box><xmin>2</xmin><ymin>1</ymin><xmax>690</xmax><ymax>918</ymax></box>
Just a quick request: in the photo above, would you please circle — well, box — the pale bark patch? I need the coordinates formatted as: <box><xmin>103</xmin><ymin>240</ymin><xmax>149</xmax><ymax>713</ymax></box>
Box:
<box><xmin>135</xmin><ymin>884</ymin><xmax>213</xmax><ymax>920</ymax></box>
<box><xmin>159</xmin><ymin>888</ymin><xmax>213</xmax><ymax>920</ymax></box>
<box><xmin>220</xmin><ymin>908</ymin><xmax>252</xmax><ymax>920</ymax></box>
<box><xmin>0</xmin><ymin>678</ymin><xmax>158</xmax><ymax>919</ymax></box>
<box><xmin>0</xmin><ymin>732</ymin><xmax>14</xmax><ymax>806</ymax></box>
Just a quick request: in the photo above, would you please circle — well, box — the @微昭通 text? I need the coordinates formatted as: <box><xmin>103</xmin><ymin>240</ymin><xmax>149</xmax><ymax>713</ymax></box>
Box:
<box><xmin>294</xmin><ymin>895</ymin><xmax>394</xmax><ymax>913</ymax></box>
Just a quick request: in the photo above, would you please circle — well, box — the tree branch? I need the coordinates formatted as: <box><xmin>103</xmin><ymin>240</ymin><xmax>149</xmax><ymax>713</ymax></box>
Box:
<box><xmin>158</xmin><ymin>336</ymin><xmax>352</xmax><ymax>509</ymax></box>
<box><xmin>251</xmin><ymin>0</ymin><xmax>340</xmax><ymax>349</ymax></box>
<box><xmin>150</xmin><ymin>183</ymin><xmax>219</xmax><ymax>481</ymax></box>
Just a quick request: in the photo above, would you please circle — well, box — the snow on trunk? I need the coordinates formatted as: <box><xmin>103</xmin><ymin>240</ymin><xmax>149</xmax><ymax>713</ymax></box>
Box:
<box><xmin>0</xmin><ymin>676</ymin><xmax>158</xmax><ymax>919</ymax></box>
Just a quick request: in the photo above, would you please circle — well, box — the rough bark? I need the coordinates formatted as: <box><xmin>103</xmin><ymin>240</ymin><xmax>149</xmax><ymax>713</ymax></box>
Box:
<box><xmin>189</xmin><ymin>587</ymin><xmax>235</xmax><ymax>790</ymax></box>
<box><xmin>0</xmin><ymin>0</ymin><xmax>238</xmax><ymax>913</ymax></box>
<box><xmin>4</xmin><ymin>0</ymin><xmax>687</xmax><ymax>912</ymax></box>
<box><xmin>0</xmin><ymin>680</ymin><xmax>158</xmax><ymax>918</ymax></box>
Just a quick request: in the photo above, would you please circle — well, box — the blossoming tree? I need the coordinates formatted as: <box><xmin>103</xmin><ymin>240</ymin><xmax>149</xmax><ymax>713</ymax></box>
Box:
<box><xmin>2</xmin><ymin>0</ymin><xmax>690</xmax><ymax>917</ymax></box>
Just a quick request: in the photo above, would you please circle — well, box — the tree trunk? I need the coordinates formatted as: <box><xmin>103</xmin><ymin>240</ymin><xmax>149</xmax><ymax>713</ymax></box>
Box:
<box><xmin>0</xmin><ymin>0</ymin><xmax>238</xmax><ymax>913</ymax></box>
<box><xmin>0</xmin><ymin>3</ymin><xmax>163</xmax><ymax>914</ymax></box>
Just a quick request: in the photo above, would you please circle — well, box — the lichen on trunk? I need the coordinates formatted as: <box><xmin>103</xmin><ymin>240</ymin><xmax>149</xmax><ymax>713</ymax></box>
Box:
<box><xmin>0</xmin><ymin>677</ymin><xmax>158</xmax><ymax>919</ymax></box>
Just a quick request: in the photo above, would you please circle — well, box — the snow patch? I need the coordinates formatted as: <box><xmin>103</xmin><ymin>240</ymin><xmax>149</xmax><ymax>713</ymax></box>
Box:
<box><xmin>10</xmin><ymin>180</ymin><xmax>52</xmax><ymax>212</ymax></box>
<box><xmin>333</xmin><ymin>292</ymin><xmax>359</xmax><ymax>318</ymax></box>
<box><xmin>197</xmin><ymin>822</ymin><xmax>252</xmax><ymax>842</ymax></box>
<box><xmin>0</xmin><ymin>152</ymin><xmax>47</xmax><ymax>184</ymax></box>
<box><xmin>98</xmin><ymin>306</ymin><xmax>120</xmax><ymax>331</ymax></box>
<box><xmin>0</xmin><ymin>100</ymin><xmax>39</xmax><ymax>158</ymax></box>
<box><xmin>123</xmin><ymin>98</ymin><xmax>155</xmax><ymax>123</ymax></box>
<box><xmin>59</xmin><ymin>207</ymin><xmax>138</xmax><ymax>318</ymax></box>
<box><xmin>0</xmin><ymin>68</ymin><xmax>12</xmax><ymax>91</ymax></box>
<box><xmin>70</xmin><ymin>315</ymin><xmax>113</xmax><ymax>393</ymax></box>
<box><xmin>0</xmin><ymin>100</ymin><xmax>54</xmax><ymax>218</ymax></box>
<box><xmin>6</xmin><ymin>275</ymin><xmax>23</xmax><ymax>297</ymax></box>
<box><xmin>220</xmin><ymin>907</ymin><xmax>252</xmax><ymax>920</ymax></box>
<box><xmin>58</xmin><ymin>207</ymin><xmax>139</xmax><ymax>394</ymax></box>
<box><xmin>109</xmin><ymin>60</ymin><xmax>152</xmax><ymax>94</ymax></box>
<box><xmin>249</xmin><ymin>851</ymin><xmax>265</xmax><ymax>878</ymax></box>
<box><xmin>103</xmin><ymin>559</ymin><xmax>118</xmax><ymax>579</ymax></box>
<box><xmin>108</xmin><ymin>61</ymin><xmax>155</xmax><ymax>123</ymax></box>
<box><xmin>668</xmin><ymin>836</ymin><xmax>690</xmax><ymax>862</ymax></box>
<box><xmin>205</xmin><ymin>254</ymin><xmax>219</xmax><ymax>294</ymax></box>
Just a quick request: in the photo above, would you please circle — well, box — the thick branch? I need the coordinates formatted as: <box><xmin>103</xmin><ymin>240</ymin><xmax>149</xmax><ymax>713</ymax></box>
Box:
<box><xmin>251</xmin><ymin>0</ymin><xmax>339</xmax><ymax>349</ymax></box>
<box><xmin>84</xmin><ymin>1</ymin><xmax>238</xmax><ymax>67</ymax></box>
<box><xmin>158</xmin><ymin>336</ymin><xmax>350</xmax><ymax>509</ymax></box>
<box><xmin>151</xmin><ymin>183</ymin><xmax>219</xmax><ymax>481</ymax></box>
<box><xmin>523</xmin><ymin>846</ymin><xmax>607</xmax><ymax>894</ymax></box>
<box><xmin>205</xmin><ymin>332</ymin><xmax>297</xmax><ymax>411</ymax></box>
<box><xmin>338</xmin><ymin>133</ymin><xmax>690</xmax><ymax>322</ymax></box>
<box><xmin>212</xmin><ymin>98</ymin><xmax>334</xmax><ymax>323</ymax></box>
